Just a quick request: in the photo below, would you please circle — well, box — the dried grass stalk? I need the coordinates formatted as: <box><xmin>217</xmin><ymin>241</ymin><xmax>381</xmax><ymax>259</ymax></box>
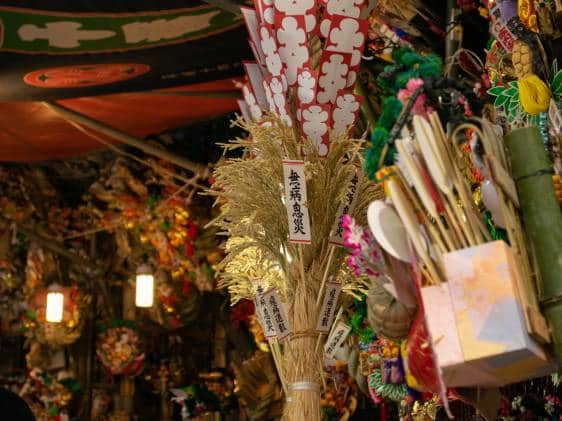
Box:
<box><xmin>209</xmin><ymin>116</ymin><xmax>378</xmax><ymax>420</ymax></box>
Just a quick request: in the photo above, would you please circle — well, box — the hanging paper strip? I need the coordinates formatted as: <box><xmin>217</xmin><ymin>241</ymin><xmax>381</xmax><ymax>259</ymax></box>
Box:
<box><xmin>324</xmin><ymin>320</ymin><xmax>351</xmax><ymax>359</ymax></box>
<box><xmin>282</xmin><ymin>160</ymin><xmax>312</xmax><ymax>244</ymax></box>
<box><xmin>264</xmin><ymin>288</ymin><xmax>292</xmax><ymax>341</ymax></box>
<box><xmin>241</xmin><ymin>7</ymin><xmax>268</xmax><ymax>66</ymax></box>
<box><xmin>255</xmin><ymin>284</ymin><xmax>278</xmax><ymax>338</ymax></box>
<box><xmin>329</xmin><ymin>169</ymin><xmax>363</xmax><ymax>246</ymax></box>
<box><xmin>275</xmin><ymin>14</ymin><xmax>310</xmax><ymax>86</ymax></box>
<box><xmin>317</xmin><ymin>51</ymin><xmax>352</xmax><ymax>105</ymax></box>
<box><xmin>244</xmin><ymin>61</ymin><xmax>270</xmax><ymax>110</ymax></box>
<box><xmin>301</xmin><ymin>103</ymin><xmax>331</xmax><ymax>156</ymax></box>
<box><xmin>316</xmin><ymin>282</ymin><xmax>342</xmax><ymax>333</ymax></box>
<box><xmin>273</xmin><ymin>0</ymin><xmax>317</xmax><ymax>33</ymax></box>
<box><xmin>236</xmin><ymin>99</ymin><xmax>252</xmax><ymax>124</ymax></box>
<box><xmin>242</xmin><ymin>84</ymin><xmax>263</xmax><ymax>121</ymax></box>
<box><xmin>296</xmin><ymin>66</ymin><xmax>318</xmax><ymax>115</ymax></box>
<box><xmin>332</xmin><ymin>90</ymin><xmax>362</xmax><ymax>134</ymax></box>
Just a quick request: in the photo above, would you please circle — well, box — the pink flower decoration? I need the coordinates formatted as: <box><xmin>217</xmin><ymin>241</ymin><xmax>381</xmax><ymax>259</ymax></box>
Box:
<box><xmin>397</xmin><ymin>78</ymin><xmax>433</xmax><ymax>117</ymax></box>
<box><xmin>342</xmin><ymin>214</ymin><xmax>384</xmax><ymax>278</ymax></box>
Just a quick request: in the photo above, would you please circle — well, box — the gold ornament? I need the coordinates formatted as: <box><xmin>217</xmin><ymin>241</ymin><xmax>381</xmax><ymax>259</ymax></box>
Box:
<box><xmin>411</xmin><ymin>395</ymin><xmax>440</xmax><ymax>420</ymax></box>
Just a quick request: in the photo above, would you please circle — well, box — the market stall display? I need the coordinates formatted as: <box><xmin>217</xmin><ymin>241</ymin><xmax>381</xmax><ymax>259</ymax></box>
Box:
<box><xmin>0</xmin><ymin>0</ymin><xmax>562</xmax><ymax>419</ymax></box>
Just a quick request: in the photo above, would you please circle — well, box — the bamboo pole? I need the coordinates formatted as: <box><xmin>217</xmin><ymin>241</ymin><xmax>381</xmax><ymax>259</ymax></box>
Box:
<box><xmin>43</xmin><ymin>101</ymin><xmax>206</xmax><ymax>174</ymax></box>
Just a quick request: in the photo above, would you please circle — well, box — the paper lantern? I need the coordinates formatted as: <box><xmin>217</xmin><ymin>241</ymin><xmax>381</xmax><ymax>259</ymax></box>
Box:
<box><xmin>45</xmin><ymin>284</ymin><xmax>64</xmax><ymax>323</ymax></box>
<box><xmin>135</xmin><ymin>264</ymin><xmax>154</xmax><ymax>308</ymax></box>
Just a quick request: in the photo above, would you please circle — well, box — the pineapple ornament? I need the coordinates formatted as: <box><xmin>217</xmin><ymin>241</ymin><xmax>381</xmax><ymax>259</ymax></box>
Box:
<box><xmin>511</xmin><ymin>39</ymin><xmax>533</xmax><ymax>77</ymax></box>
<box><xmin>512</xmin><ymin>38</ymin><xmax>551</xmax><ymax>115</ymax></box>
<box><xmin>488</xmin><ymin>17</ymin><xmax>553</xmax><ymax>123</ymax></box>
<box><xmin>509</xmin><ymin>14</ymin><xmax>552</xmax><ymax>116</ymax></box>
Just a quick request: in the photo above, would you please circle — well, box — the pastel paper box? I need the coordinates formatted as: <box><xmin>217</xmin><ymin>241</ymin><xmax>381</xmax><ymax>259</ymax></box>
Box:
<box><xmin>423</xmin><ymin>241</ymin><xmax>556</xmax><ymax>387</ymax></box>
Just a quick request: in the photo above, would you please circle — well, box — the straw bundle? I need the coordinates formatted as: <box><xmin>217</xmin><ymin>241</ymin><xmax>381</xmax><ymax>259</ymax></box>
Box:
<box><xmin>209</xmin><ymin>117</ymin><xmax>377</xmax><ymax>420</ymax></box>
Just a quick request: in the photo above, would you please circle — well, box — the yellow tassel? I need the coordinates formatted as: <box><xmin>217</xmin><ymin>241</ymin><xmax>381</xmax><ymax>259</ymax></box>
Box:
<box><xmin>519</xmin><ymin>74</ymin><xmax>551</xmax><ymax>115</ymax></box>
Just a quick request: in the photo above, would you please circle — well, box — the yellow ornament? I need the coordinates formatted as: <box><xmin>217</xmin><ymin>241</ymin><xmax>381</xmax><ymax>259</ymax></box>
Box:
<box><xmin>519</xmin><ymin>73</ymin><xmax>551</xmax><ymax>115</ymax></box>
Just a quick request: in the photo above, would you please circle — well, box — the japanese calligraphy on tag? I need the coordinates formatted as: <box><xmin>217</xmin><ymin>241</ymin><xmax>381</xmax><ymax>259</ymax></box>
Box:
<box><xmin>316</xmin><ymin>282</ymin><xmax>342</xmax><ymax>333</ymax></box>
<box><xmin>324</xmin><ymin>321</ymin><xmax>351</xmax><ymax>359</ymax></box>
<box><xmin>254</xmin><ymin>285</ymin><xmax>277</xmax><ymax>339</ymax></box>
<box><xmin>329</xmin><ymin>169</ymin><xmax>362</xmax><ymax>246</ymax></box>
<box><xmin>282</xmin><ymin>160</ymin><xmax>312</xmax><ymax>244</ymax></box>
<box><xmin>264</xmin><ymin>288</ymin><xmax>291</xmax><ymax>341</ymax></box>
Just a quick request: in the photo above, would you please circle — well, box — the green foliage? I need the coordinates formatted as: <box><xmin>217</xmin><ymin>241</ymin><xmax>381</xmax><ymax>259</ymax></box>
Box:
<box><xmin>487</xmin><ymin>81</ymin><xmax>521</xmax><ymax>124</ymax></box>
<box><xmin>364</xmin><ymin>48</ymin><xmax>442</xmax><ymax>178</ymax></box>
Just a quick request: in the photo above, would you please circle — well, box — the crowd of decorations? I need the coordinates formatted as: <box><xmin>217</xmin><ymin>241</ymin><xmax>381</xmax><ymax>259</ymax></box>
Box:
<box><xmin>2</xmin><ymin>0</ymin><xmax>562</xmax><ymax>420</ymax></box>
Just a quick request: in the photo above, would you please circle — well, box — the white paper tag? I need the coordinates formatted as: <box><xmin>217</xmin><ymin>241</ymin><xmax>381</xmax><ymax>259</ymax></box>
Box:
<box><xmin>324</xmin><ymin>321</ymin><xmax>351</xmax><ymax>359</ymax></box>
<box><xmin>316</xmin><ymin>282</ymin><xmax>342</xmax><ymax>332</ymax></box>
<box><xmin>255</xmin><ymin>285</ymin><xmax>277</xmax><ymax>338</ymax></box>
<box><xmin>264</xmin><ymin>288</ymin><xmax>291</xmax><ymax>341</ymax></box>
<box><xmin>283</xmin><ymin>160</ymin><xmax>312</xmax><ymax>244</ymax></box>
<box><xmin>329</xmin><ymin>169</ymin><xmax>362</xmax><ymax>246</ymax></box>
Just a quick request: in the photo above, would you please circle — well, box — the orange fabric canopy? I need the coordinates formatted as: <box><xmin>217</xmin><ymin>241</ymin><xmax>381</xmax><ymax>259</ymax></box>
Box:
<box><xmin>0</xmin><ymin>79</ymin><xmax>240</xmax><ymax>162</ymax></box>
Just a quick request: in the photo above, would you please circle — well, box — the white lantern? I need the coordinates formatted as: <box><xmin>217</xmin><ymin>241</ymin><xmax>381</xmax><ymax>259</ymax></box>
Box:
<box><xmin>135</xmin><ymin>264</ymin><xmax>154</xmax><ymax>308</ymax></box>
<box><xmin>46</xmin><ymin>284</ymin><xmax>64</xmax><ymax>323</ymax></box>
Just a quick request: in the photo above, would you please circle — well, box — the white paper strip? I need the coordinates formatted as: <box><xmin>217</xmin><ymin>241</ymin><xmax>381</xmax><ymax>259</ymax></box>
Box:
<box><xmin>324</xmin><ymin>321</ymin><xmax>351</xmax><ymax>359</ymax></box>
<box><xmin>244</xmin><ymin>61</ymin><xmax>270</xmax><ymax>111</ymax></box>
<box><xmin>264</xmin><ymin>288</ymin><xmax>291</xmax><ymax>341</ymax></box>
<box><xmin>282</xmin><ymin>160</ymin><xmax>312</xmax><ymax>244</ymax></box>
<box><xmin>275</xmin><ymin>15</ymin><xmax>309</xmax><ymax>86</ymax></box>
<box><xmin>329</xmin><ymin>169</ymin><xmax>363</xmax><ymax>246</ymax></box>
<box><xmin>242</xmin><ymin>84</ymin><xmax>263</xmax><ymax>121</ymax></box>
<box><xmin>316</xmin><ymin>282</ymin><xmax>342</xmax><ymax>332</ymax></box>
<box><xmin>237</xmin><ymin>99</ymin><xmax>252</xmax><ymax>124</ymax></box>
<box><xmin>255</xmin><ymin>285</ymin><xmax>277</xmax><ymax>338</ymax></box>
<box><xmin>241</xmin><ymin>7</ymin><xmax>267</xmax><ymax>65</ymax></box>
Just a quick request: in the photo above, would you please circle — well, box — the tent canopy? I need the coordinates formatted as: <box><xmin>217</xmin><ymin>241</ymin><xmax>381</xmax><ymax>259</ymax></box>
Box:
<box><xmin>0</xmin><ymin>1</ymin><xmax>251</xmax><ymax>161</ymax></box>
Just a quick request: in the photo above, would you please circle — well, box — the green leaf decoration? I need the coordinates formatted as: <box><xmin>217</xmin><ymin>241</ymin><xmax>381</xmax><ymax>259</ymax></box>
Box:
<box><xmin>552</xmin><ymin>70</ymin><xmax>562</xmax><ymax>95</ymax></box>
<box><xmin>508</xmin><ymin>99</ymin><xmax>519</xmax><ymax>113</ymax></box>
<box><xmin>508</xmin><ymin>105</ymin><xmax>519</xmax><ymax>123</ymax></box>
<box><xmin>505</xmin><ymin>87</ymin><xmax>519</xmax><ymax>98</ymax></box>
<box><xmin>488</xmin><ymin>86</ymin><xmax>506</xmax><ymax>96</ymax></box>
<box><xmin>508</xmin><ymin>81</ymin><xmax>518</xmax><ymax>89</ymax></box>
<box><xmin>494</xmin><ymin>95</ymin><xmax>509</xmax><ymax>108</ymax></box>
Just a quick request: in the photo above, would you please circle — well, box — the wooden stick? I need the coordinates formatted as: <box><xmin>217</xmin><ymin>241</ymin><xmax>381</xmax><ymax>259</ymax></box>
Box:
<box><xmin>315</xmin><ymin>246</ymin><xmax>335</xmax><ymax>309</ymax></box>
<box><xmin>319</xmin><ymin>359</ymin><xmax>327</xmax><ymax>392</ymax></box>
<box><xmin>270</xmin><ymin>340</ymin><xmax>288</xmax><ymax>395</ymax></box>
<box><xmin>443</xmin><ymin>200</ymin><xmax>469</xmax><ymax>248</ymax></box>
<box><xmin>62</xmin><ymin>116</ymin><xmax>207</xmax><ymax>187</ymax></box>
<box><xmin>389</xmin><ymin>178</ymin><xmax>444</xmax><ymax>284</ymax></box>
<box><xmin>44</xmin><ymin>101</ymin><xmax>206</xmax><ymax>174</ymax></box>
<box><xmin>314</xmin><ymin>333</ymin><xmax>324</xmax><ymax>356</ymax></box>
<box><xmin>297</xmin><ymin>244</ymin><xmax>306</xmax><ymax>285</ymax></box>
<box><xmin>428</xmin><ymin>112</ymin><xmax>480</xmax><ymax>246</ymax></box>
<box><xmin>396</xmin><ymin>172</ymin><xmax>449</xmax><ymax>255</ymax></box>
